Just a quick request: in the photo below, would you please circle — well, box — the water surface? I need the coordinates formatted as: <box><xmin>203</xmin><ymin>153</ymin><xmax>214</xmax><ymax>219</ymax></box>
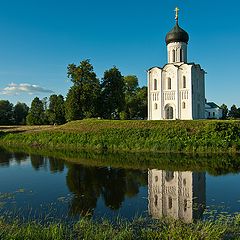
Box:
<box><xmin>0</xmin><ymin>148</ymin><xmax>240</xmax><ymax>223</ymax></box>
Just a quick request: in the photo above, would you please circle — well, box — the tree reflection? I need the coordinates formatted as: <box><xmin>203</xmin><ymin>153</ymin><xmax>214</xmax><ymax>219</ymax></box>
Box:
<box><xmin>30</xmin><ymin>155</ymin><xmax>47</xmax><ymax>170</ymax></box>
<box><xmin>48</xmin><ymin>157</ymin><xmax>64</xmax><ymax>173</ymax></box>
<box><xmin>66</xmin><ymin>164</ymin><xmax>147</xmax><ymax>216</ymax></box>
<box><xmin>0</xmin><ymin>147</ymin><xmax>13</xmax><ymax>166</ymax></box>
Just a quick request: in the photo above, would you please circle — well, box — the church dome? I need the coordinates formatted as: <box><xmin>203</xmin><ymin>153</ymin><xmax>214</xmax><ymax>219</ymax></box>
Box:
<box><xmin>165</xmin><ymin>23</ymin><xmax>189</xmax><ymax>45</ymax></box>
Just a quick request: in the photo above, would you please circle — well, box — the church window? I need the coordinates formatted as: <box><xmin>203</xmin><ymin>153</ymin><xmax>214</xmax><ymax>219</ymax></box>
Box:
<box><xmin>172</xmin><ymin>50</ymin><xmax>175</xmax><ymax>62</ymax></box>
<box><xmin>154</xmin><ymin>103</ymin><xmax>158</xmax><ymax>110</ymax></box>
<box><xmin>154</xmin><ymin>195</ymin><xmax>158</xmax><ymax>207</ymax></box>
<box><xmin>154</xmin><ymin>79</ymin><xmax>157</xmax><ymax>90</ymax></box>
<box><xmin>182</xmin><ymin>102</ymin><xmax>186</xmax><ymax>109</ymax></box>
<box><xmin>167</xmin><ymin>78</ymin><xmax>171</xmax><ymax>90</ymax></box>
<box><xmin>183</xmin><ymin>178</ymin><xmax>186</xmax><ymax>186</ymax></box>
<box><xmin>168</xmin><ymin>197</ymin><xmax>173</xmax><ymax>209</ymax></box>
<box><xmin>208</xmin><ymin>112</ymin><xmax>211</xmax><ymax>117</ymax></box>
<box><xmin>165</xmin><ymin>171</ymin><xmax>174</xmax><ymax>182</ymax></box>
<box><xmin>184</xmin><ymin>199</ymin><xmax>187</xmax><ymax>212</ymax></box>
<box><xmin>213</xmin><ymin>112</ymin><xmax>215</xmax><ymax>117</ymax></box>
<box><xmin>155</xmin><ymin>176</ymin><xmax>158</xmax><ymax>182</ymax></box>
<box><xmin>183</xmin><ymin>76</ymin><xmax>186</xmax><ymax>88</ymax></box>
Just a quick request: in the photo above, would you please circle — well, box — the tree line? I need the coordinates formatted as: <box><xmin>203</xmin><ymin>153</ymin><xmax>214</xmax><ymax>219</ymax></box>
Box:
<box><xmin>220</xmin><ymin>104</ymin><xmax>240</xmax><ymax>119</ymax></box>
<box><xmin>0</xmin><ymin>60</ymin><xmax>147</xmax><ymax>125</ymax></box>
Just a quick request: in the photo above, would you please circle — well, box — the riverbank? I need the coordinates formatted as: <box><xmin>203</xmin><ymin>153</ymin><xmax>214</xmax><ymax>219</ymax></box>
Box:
<box><xmin>0</xmin><ymin>215</ymin><xmax>239</xmax><ymax>240</ymax></box>
<box><xmin>0</xmin><ymin>119</ymin><xmax>240</xmax><ymax>154</ymax></box>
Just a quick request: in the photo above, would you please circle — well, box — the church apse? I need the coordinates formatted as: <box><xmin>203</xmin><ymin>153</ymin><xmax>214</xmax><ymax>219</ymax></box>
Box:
<box><xmin>148</xmin><ymin>169</ymin><xmax>206</xmax><ymax>223</ymax></box>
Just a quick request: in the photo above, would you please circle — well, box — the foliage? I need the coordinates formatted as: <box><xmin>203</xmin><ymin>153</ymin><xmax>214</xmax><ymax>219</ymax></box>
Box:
<box><xmin>122</xmin><ymin>76</ymin><xmax>147</xmax><ymax>120</ymax></box>
<box><xmin>101</xmin><ymin>67</ymin><xmax>125</xmax><ymax>119</ymax></box>
<box><xmin>26</xmin><ymin>97</ymin><xmax>46</xmax><ymax>125</ymax></box>
<box><xmin>220</xmin><ymin>104</ymin><xmax>228</xmax><ymax>120</ymax></box>
<box><xmin>0</xmin><ymin>100</ymin><xmax>14</xmax><ymax>125</ymax></box>
<box><xmin>228</xmin><ymin>104</ymin><xmax>240</xmax><ymax>119</ymax></box>
<box><xmin>13</xmin><ymin>102</ymin><xmax>29</xmax><ymax>125</ymax></box>
<box><xmin>66</xmin><ymin>60</ymin><xmax>100</xmax><ymax>119</ymax></box>
<box><xmin>46</xmin><ymin>94</ymin><xmax>66</xmax><ymax>125</ymax></box>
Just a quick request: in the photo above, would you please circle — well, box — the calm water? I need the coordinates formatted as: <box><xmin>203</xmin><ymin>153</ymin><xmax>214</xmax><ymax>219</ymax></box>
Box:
<box><xmin>0</xmin><ymin>148</ymin><xmax>240</xmax><ymax>223</ymax></box>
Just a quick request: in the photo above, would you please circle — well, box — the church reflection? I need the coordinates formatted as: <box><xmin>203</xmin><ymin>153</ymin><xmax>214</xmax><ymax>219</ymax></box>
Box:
<box><xmin>148</xmin><ymin>170</ymin><xmax>206</xmax><ymax>223</ymax></box>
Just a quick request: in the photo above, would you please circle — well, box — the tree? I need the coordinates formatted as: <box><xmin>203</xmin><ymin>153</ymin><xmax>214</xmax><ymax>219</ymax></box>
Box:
<box><xmin>65</xmin><ymin>85</ymin><xmax>83</xmax><ymax>121</ymax></box>
<box><xmin>26</xmin><ymin>97</ymin><xmax>45</xmax><ymax>125</ymax></box>
<box><xmin>228</xmin><ymin>104</ymin><xmax>239</xmax><ymax>119</ymax></box>
<box><xmin>66</xmin><ymin>60</ymin><xmax>100</xmax><ymax>119</ymax></box>
<box><xmin>0</xmin><ymin>100</ymin><xmax>14</xmax><ymax>125</ymax></box>
<box><xmin>13</xmin><ymin>102</ymin><xmax>29</xmax><ymax>125</ymax></box>
<box><xmin>220</xmin><ymin>104</ymin><xmax>228</xmax><ymax>120</ymax></box>
<box><xmin>121</xmin><ymin>76</ymin><xmax>147</xmax><ymax>120</ymax></box>
<box><xmin>100</xmin><ymin>67</ymin><xmax>125</xmax><ymax>119</ymax></box>
<box><xmin>46</xmin><ymin>94</ymin><xmax>66</xmax><ymax>125</ymax></box>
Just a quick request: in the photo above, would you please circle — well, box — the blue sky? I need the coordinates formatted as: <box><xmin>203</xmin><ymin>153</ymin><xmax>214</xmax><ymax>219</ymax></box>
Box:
<box><xmin>0</xmin><ymin>0</ymin><xmax>239</xmax><ymax>107</ymax></box>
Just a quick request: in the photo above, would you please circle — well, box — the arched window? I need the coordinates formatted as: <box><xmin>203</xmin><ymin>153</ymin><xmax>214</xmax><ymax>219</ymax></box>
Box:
<box><xmin>182</xmin><ymin>102</ymin><xmax>186</xmax><ymax>109</ymax></box>
<box><xmin>154</xmin><ymin>195</ymin><xmax>158</xmax><ymax>207</ymax></box>
<box><xmin>167</xmin><ymin>78</ymin><xmax>171</xmax><ymax>90</ymax></box>
<box><xmin>183</xmin><ymin>178</ymin><xmax>187</xmax><ymax>186</ymax></box>
<box><xmin>154</xmin><ymin>103</ymin><xmax>158</xmax><ymax>110</ymax></box>
<box><xmin>172</xmin><ymin>50</ymin><xmax>175</xmax><ymax>62</ymax></box>
<box><xmin>154</xmin><ymin>79</ymin><xmax>157</xmax><ymax>90</ymax></box>
<box><xmin>168</xmin><ymin>197</ymin><xmax>173</xmax><ymax>209</ymax></box>
<box><xmin>183</xmin><ymin>76</ymin><xmax>186</xmax><ymax>88</ymax></box>
<box><xmin>155</xmin><ymin>176</ymin><xmax>158</xmax><ymax>182</ymax></box>
<box><xmin>184</xmin><ymin>199</ymin><xmax>188</xmax><ymax>212</ymax></box>
<box><xmin>165</xmin><ymin>171</ymin><xmax>174</xmax><ymax>182</ymax></box>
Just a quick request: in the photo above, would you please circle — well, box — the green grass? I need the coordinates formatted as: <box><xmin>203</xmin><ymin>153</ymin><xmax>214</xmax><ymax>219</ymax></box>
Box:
<box><xmin>1</xmin><ymin>119</ymin><xmax>240</xmax><ymax>154</ymax></box>
<box><xmin>0</xmin><ymin>215</ymin><xmax>240</xmax><ymax>240</ymax></box>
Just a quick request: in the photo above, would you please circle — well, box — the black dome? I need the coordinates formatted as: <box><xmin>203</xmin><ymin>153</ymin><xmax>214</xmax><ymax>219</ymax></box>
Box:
<box><xmin>165</xmin><ymin>23</ymin><xmax>189</xmax><ymax>45</ymax></box>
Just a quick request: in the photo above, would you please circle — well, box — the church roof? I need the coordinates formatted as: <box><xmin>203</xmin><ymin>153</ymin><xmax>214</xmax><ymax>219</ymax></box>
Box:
<box><xmin>205</xmin><ymin>102</ymin><xmax>220</xmax><ymax>109</ymax></box>
<box><xmin>165</xmin><ymin>22</ymin><xmax>189</xmax><ymax>45</ymax></box>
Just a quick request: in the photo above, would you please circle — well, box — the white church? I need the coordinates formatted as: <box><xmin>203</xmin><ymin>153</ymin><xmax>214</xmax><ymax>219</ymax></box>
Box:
<box><xmin>148</xmin><ymin>8</ymin><xmax>205</xmax><ymax>120</ymax></box>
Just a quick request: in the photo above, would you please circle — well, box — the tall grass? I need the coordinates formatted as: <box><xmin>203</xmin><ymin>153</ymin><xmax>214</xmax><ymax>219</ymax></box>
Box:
<box><xmin>0</xmin><ymin>215</ymin><xmax>239</xmax><ymax>240</ymax></box>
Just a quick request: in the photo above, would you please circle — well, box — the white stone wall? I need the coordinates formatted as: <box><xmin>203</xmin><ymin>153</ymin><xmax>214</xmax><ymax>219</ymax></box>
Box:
<box><xmin>148</xmin><ymin>63</ymin><xmax>205</xmax><ymax>120</ymax></box>
<box><xmin>167</xmin><ymin>42</ymin><xmax>187</xmax><ymax>63</ymax></box>
<box><xmin>205</xmin><ymin>107</ymin><xmax>223</xmax><ymax>119</ymax></box>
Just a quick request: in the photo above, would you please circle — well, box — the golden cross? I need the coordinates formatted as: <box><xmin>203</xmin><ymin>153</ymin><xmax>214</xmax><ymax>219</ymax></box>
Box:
<box><xmin>175</xmin><ymin>7</ymin><xmax>180</xmax><ymax>21</ymax></box>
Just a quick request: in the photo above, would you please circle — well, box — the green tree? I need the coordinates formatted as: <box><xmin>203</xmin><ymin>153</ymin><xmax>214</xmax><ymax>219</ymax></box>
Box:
<box><xmin>46</xmin><ymin>94</ymin><xmax>66</xmax><ymax>125</ymax></box>
<box><xmin>220</xmin><ymin>104</ymin><xmax>228</xmax><ymax>120</ymax></box>
<box><xmin>0</xmin><ymin>100</ymin><xmax>14</xmax><ymax>125</ymax></box>
<box><xmin>66</xmin><ymin>60</ymin><xmax>100</xmax><ymax>119</ymax></box>
<box><xmin>134</xmin><ymin>86</ymin><xmax>148</xmax><ymax>119</ymax></box>
<box><xmin>65</xmin><ymin>85</ymin><xmax>83</xmax><ymax>121</ymax></box>
<box><xmin>26</xmin><ymin>97</ymin><xmax>45</xmax><ymax>125</ymax></box>
<box><xmin>121</xmin><ymin>76</ymin><xmax>147</xmax><ymax>120</ymax></box>
<box><xmin>101</xmin><ymin>67</ymin><xmax>125</xmax><ymax>119</ymax></box>
<box><xmin>228</xmin><ymin>104</ymin><xmax>239</xmax><ymax>119</ymax></box>
<box><xmin>13</xmin><ymin>102</ymin><xmax>29</xmax><ymax>125</ymax></box>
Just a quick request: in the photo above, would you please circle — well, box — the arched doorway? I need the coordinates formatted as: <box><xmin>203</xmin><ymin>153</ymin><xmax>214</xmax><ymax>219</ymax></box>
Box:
<box><xmin>165</xmin><ymin>105</ymin><xmax>174</xmax><ymax>119</ymax></box>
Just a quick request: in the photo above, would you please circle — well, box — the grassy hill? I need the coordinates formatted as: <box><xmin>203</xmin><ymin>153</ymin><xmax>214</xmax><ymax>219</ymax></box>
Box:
<box><xmin>0</xmin><ymin>119</ymin><xmax>240</xmax><ymax>154</ymax></box>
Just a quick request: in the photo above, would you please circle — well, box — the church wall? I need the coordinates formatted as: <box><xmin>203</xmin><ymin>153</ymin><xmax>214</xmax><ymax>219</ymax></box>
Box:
<box><xmin>191</xmin><ymin>66</ymin><xmax>205</xmax><ymax>119</ymax></box>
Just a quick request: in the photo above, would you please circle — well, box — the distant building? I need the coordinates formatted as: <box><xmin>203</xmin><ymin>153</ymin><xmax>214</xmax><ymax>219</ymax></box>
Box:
<box><xmin>148</xmin><ymin>8</ymin><xmax>205</xmax><ymax>120</ymax></box>
<box><xmin>205</xmin><ymin>102</ymin><xmax>223</xmax><ymax>119</ymax></box>
<box><xmin>148</xmin><ymin>170</ymin><xmax>206</xmax><ymax>223</ymax></box>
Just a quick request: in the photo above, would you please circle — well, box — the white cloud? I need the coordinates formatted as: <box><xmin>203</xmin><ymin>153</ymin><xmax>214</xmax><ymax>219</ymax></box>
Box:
<box><xmin>0</xmin><ymin>83</ymin><xmax>54</xmax><ymax>95</ymax></box>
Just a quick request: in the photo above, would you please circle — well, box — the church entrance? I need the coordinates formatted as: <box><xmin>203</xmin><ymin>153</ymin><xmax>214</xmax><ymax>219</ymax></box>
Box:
<box><xmin>165</xmin><ymin>105</ymin><xmax>174</xmax><ymax>119</ymax></box>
